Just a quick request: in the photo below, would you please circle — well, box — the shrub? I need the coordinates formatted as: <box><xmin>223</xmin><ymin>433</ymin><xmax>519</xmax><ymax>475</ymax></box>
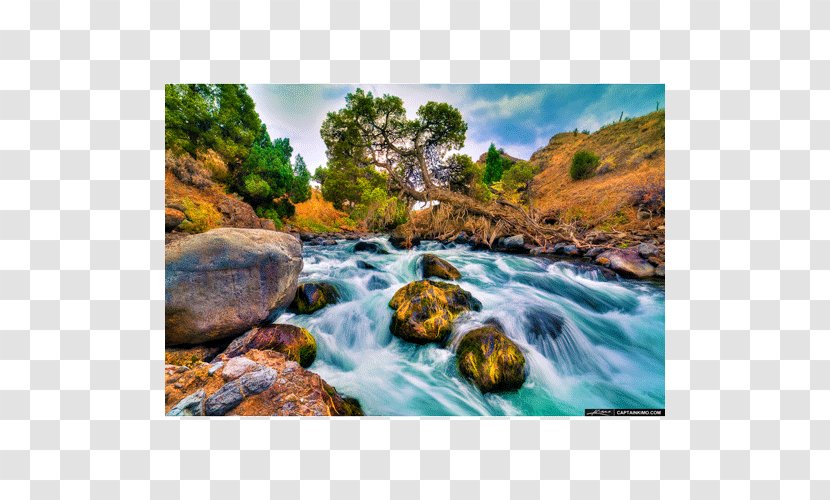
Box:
<box><xmin>196</xmin><ymin>149</ymin><xmax>229</xmax><ymax>183</ymax></box>
<box><xmin>570</xmin><ymin>150</ymin><xmax>600</xmax><ymax>180</ymax></box>
<box><xmin>179</xmin><ymin>197</ymin><xmax>221</xmax><ymax>233</ymax></box>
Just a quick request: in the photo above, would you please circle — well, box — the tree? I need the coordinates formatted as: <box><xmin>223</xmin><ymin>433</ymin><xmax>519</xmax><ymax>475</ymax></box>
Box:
<box><xmin>445</xmin><ymin>154</ymin><xmax>491</xmax><ymax>202</ymax></box>
<box><xmin>289</xmin><ymin>154</ymin><xmax>312</xmax><ymax>203</ymax></box>
<box><xmin>320</xmin><ymin>88</ymin><xmax>466</xmax><ymax>202</ymax></box>
<box><xmin>165</xmin><ymin>84</ymin><xmax>261</xmax><ymax>165</ymax></box>
<box><xmin>483</xmin><ymin>143</ymin><xmax>504</xmax><ymax>184</ymax></box>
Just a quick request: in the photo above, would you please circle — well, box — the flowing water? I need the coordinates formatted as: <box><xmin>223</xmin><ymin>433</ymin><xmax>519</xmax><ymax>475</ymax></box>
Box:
<box><xmin>274</xmin><ymin>237</ymin><xmax>665</xmax><ymax>416</ymax></box>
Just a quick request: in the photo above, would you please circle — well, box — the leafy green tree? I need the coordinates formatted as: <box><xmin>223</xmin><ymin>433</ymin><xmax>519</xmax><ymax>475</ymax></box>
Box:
<box><xmin>289</xmin><ymin>154</ymin><xmax>312</xmax><ymax>203</ymax></box>
<box><xmin>483</xmin><ymin>143</ymin><xmax>504</xmax><ymax>184</ymax></box>
<box><xmin>445</xmin><ymin>154</ymin><xmax>491</xmax><ymax>202</ymax></box>
<box><xmin>501</xmin><ymin>160</ymin><xmax>537</xmax><ymax>193</ymax></box>
<box><xmin>320</xmin><ymin>88</ymin><xmax>466</xmax><ymax>202</ymax></box>
<box><xmin>165</xmin><ymin>84</ymin><xmax>261</xmax><ymax>165</ymax></box>
<box><xmin>570</xmin><ymin>150</ymin><xmax>600</xmax><ymax>180</ymax></box>
<box><xmin>315</xmin><ymin>160</ymin><xmax>387</xmax><ymax>210</ymax></box>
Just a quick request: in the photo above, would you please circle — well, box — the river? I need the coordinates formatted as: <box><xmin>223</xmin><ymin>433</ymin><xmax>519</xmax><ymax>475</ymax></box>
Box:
<box><xmin>273</xmin><ymin>237</ymin><xmax>665</xmax><ymax>416</ymax></box>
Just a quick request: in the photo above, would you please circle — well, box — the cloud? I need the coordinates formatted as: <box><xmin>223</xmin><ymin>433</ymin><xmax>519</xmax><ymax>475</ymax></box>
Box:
<box><xmin>463</xmin><ymin>90</ymin><xmax>546</xmax><ymax>121</ymax></box>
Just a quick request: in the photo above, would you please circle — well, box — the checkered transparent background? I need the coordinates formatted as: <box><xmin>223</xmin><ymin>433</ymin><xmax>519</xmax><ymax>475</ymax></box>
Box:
<box><xmin>1</xmin><ymin>0</ymin><xmax>829</xmax><ymax>498</ymax></box>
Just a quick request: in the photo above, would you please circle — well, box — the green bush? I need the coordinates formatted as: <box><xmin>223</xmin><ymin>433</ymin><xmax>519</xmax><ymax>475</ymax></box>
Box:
<box><xmin>179</xmin><ymin>198</ymin><xmax>222</xmax><ymax>234</ymax></box>
<box><xmin>570</xmin><ymin>150</ymin><xmax>600</xmax><ymax>180</ymax></box>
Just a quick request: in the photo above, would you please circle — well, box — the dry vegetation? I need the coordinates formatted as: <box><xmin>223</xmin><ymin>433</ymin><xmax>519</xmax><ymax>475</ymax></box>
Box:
<box><xmin>529</xmin><ymin>110</ymin><xmax>665</xmax><ymax>234</ymax></box>
<box><xmin>288</xmin><ymin>190</ymin><xmax>356</xmax><ymax>233</ymax></box>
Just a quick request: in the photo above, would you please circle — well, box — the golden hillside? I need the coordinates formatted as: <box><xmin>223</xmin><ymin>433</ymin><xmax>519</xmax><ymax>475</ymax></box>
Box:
<box><xmin>528</xmin><ymin>110</ymin><xmax>665</xmax><ymax>232</ymax></box>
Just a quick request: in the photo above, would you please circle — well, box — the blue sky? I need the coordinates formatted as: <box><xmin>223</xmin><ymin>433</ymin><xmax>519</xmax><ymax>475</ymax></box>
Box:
<box><xmin>248</xmin><ymin>84</ymin><xmax>664</xmax><ymax>173</ymax></box>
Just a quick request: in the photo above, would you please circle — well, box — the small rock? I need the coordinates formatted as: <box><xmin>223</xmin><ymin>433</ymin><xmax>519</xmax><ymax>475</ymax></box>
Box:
<box><xmin>388</xmin><ymin>280</ymin><xmax>482</xmax><ymax>344</ymax></box>
<box><xmin>500</xmin><ymin>235</ymin><xmax>525</xmax><ymax>251</ymax></box>
<box><xmin>259</xmin><ymin>218</ymin><xmax>277</xmax><ymax>231</ymax></box>
<box><xmin>637</xmin><ymin>242</ymin><xmax>659</xmax><ymax>258</ymax></box>
<box><xmin>166</xmin><ymin>389</ymin><xmax>205</xmax><ymax>416</ymax></box>
<box><xmin>553</xmin><ymin>243</ymin><xmax>580</xmax><ymax>256</ymax></box>
<box><xmin>291</xmin><ymin>282</ymin><xmax>341</xmax><ymax>314</ymax></box>
<box><xmin>584</xmin><ymin>247</ymin><xmax>605</xmax><ymax>258</ymax></box>
<box><xmin>421</xmin><ymin>253</ymin><xmax>461</xmax><ymax>280</ymax></box>
<box><xmin>452</xmin><ymin>231</ymin><xmax>470</xmax><ymax>244</ymax></box>
<box><xmin>353</xmin><ymin>241</ymin><xmax>389</xmax><ymax>254</ymax></box>
<box><xmin>655</xmin><ymin>264</ymin><xmax>665</xmax><ymax>277</ymax></box>
<box><xmin>356</xmin><ymin>260</ymin><xmax>377</xmax><ymax>270</ymax></box>
<box><xmin>596</xmin><ymin>249</ymin><xmax>655</xmax><ymax>278</ymax></box>
<box><xmin>222</xmin><ymin>356</ymin><xmax>259</xmax><ymax>381</ymax></box>
<box><xmin>367</xmin><ymin>275</ymin><xmax>391</xmax><ymax>291</ymax></box>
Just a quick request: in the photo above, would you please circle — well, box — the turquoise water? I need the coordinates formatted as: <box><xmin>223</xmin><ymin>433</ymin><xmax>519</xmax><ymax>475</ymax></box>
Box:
<box><xmin>274</xmin><ymin>238</ymin><xmax>665</xmax><ymax>416</ymax></box>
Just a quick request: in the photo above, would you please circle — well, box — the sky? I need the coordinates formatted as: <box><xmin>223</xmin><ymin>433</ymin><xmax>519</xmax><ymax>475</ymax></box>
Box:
<box><xmin>248</xmin><ymin>84</ymin><xmax>664</xmax><ymax>173</ymax></box>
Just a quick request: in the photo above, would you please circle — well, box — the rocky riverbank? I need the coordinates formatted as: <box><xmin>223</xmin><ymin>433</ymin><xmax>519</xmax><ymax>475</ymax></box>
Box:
<box><xmin>164</xmin><ymin>227</ymin><xmax>362</xmax><ymax>417</ymax></box>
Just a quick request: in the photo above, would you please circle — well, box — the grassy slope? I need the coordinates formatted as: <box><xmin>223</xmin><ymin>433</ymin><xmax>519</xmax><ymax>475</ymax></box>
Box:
<box><xmin>528</xmin><ymin>110</ymin><xmax>665</xmax><ymax>232</ymax></box>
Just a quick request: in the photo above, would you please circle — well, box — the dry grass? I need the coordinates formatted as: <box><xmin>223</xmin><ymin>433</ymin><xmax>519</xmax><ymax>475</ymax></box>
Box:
<box><xmin>289</xmin><ymin>190</ymin><xmax>356</xmax><ymax>233</ymax></box>
<box><xmin>529</xmin><ymin>110</ymin><xmax>665</xmax><ymax>232</ymax></box>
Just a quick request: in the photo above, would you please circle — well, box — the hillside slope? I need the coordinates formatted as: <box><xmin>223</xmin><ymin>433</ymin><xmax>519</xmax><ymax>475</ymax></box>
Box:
<box><xmin>529</xmin><ymin>110</ymin><xmax>664</xmax><ymax>233</ymax></box>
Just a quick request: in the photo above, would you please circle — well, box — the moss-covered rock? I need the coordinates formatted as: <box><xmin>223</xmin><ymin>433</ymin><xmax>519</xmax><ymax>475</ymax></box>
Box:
<box><xmin>221</xmin><ymin>324</ymin><xmax>317</xmax><ymax>368</ymax></box>
<box><xmin>353</xmin><ymin>241</ymin><xmax>389</xmax><ymax>254</ymax></box>
<box><xmin>388</xmin><ymin>280</ymin><xmax>482</xmax><ymax>344</ymax></box>
<box><xmin>421</xmin><ymin>253</ymin><xmax>461</xmax><ymax>280</ymax></box>
<box><xmin>291</xmin><ymin>282</ymin><xmax>340</xmax><ymax>314</ymax></box>
<box><xmin>456</xmin><ymin>326</ymin><xmax>526</xmax><ymax>393</ymax></box>
<box><xmin>165</xmin><ymin>343</ymin><xmax>226</xmax><ymax>368</ymax></box>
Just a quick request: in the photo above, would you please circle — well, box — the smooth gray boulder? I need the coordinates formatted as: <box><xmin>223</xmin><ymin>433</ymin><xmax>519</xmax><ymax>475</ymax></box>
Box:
<box><xmin>165</xmin><ymin>228</ymin><xmax>303</xmax><ymax>345</ymax></box>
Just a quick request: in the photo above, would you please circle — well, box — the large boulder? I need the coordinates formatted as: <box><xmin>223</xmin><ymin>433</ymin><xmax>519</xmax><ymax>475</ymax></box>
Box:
<box><xmin>291</xmin><ymin>282</ymin><xmax>340</xmax><ymax>314</ymax></box>
<box><xmin>388</xmin><ymin>228</ymin><xmax>420</xmax><ymax>249</ymax></box>
<box><xmin>165</xmin><ymin>349</ymin><xmax>363</xmax><ymax>416</ymax></box>
<box><xmin>165</xmin><ymin>228</ymin><xmax>303</xmax><ymax>346</ymax></box>
<box><xmin>220</xmin><ymin>324</ymin><xmax>317</xmax><ymax>368</ymax></box>
<box><xmin>353</xmin><ymin>241</ymin><xmax>389</xmax><ymax>254</ymax></box>
<box><xmin>456</xmin><ymin>326</ymin><xmax>526</xmax><ymax>393</ymax></box>
<box><xmin>421</xmin><ymin>254</ymin><xmax>461</xmax><ymax>280</ymax></box>
<box><xmin>595</xmin><ymin>249</ymin><xmax>655</xmax><ymax>278</ymax></box>
<box><xmin>388</xmin><ymin>280</ymin><xmax>482</xmax><ymax>344</ymax></box>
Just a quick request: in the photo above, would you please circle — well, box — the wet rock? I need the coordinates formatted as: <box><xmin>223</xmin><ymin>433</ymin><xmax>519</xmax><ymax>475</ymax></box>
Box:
<box><xmin>421</xmin><ymin>253</ymin><xmax>461</xmax><ymax>280</ymax></box>
<box><xmin>356</xmin><ymin>260</ymin><xmax>377</xmax><ymax>270</ymax></box>
<box><xmin>388</xmin><ymin>280</ymin><xmax>482</xmax><ymax>344</ymax></box>
<box><xmin>221</xmin><ymin>324</ymin><xmax>317</xmax><ymax>368</ymax></box>
<box><xmin>655</xmin><ymin>264</ymin><xmax>665</xmax><ymax>277</ymax></box>
<box><xmin>529</xmin><ymin>246</ymin><xmax>554</xmax><ymax>255</ymax></box>
<box><xmin>165</xmin><ymin>207</ymin><xmax>185</xmax><ymax>232</ymax></box>
<box><xmin>553</xmin><ymin>242</ymin><xmax>580</xmax><ymax>256</ymax></box>
<box><xmin>456</xmin><ymin>326</ymin><xmax>526</xmax><ymax>393</ymax></box>
<box><xmin>637</xmin><ymin>242</ymin><xmax>660</xmax><ymax>258</ymax></box>
<box><xmin>165</xmin><ymin>349</ymin><xmax>363</xmax><ymax>416</ymax></box>
<box><xmin>291</xmin><ymin>282</ymin><xmax>340</xmax><ymax>314</ymax></box>
<box><xmin>353</xmin><ymin>241</ymin><xmax>389</xmax><ymax>254</ymax></box>
<box><xmin>452</xmin><ymin>231</ymin><xmax>470</xmax><ymax>244</ymax></box>
<box><xmin>165</xmin><ymin>228</ymin><xmax>303</xmax><ymax>346</ymax></box>
<box><xmin>388</xmin><ymin>230</ymin><xmax>420</xmax><ymax>249</ymax></box>
<box><xmin>596</xmin><ymin>249</ymin><xmax>655</xmax><ymax>278</ymax></box>
<box><xmin>584</xmin><ymin>247</ymin><xmax>605</xmax><ymax>258</ymax></box>
<box><xmin>367</xmin><ymin>275</ymin><xmax>391</xmax><ymax>291</ymax></box>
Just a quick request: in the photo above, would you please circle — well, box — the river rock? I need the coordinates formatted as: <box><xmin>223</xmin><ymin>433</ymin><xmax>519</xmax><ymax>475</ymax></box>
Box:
<box><xmin>356</xmin><ymin>260</ymin><xmax>377</xmax><ymax>270</ymax></box>
<box><xmin>388</xmin><ymin>280</ymin><xmax>482</xmax><ymax>344</ymax></box>
<box><xmin>353</xmin><ymin>241</ymin><xmax>389</xmax><ymax>254</ymax></box>
<box><xmin>165</xmin><ymin>343</ymin><xmax>227</xmax><ymax>368</ymax></box>
<box><xmin>291</xmin><ymin>282</ymin><xmax>340</xmax><ymax>314</ymax></box>
<box><xmin>553</xmin><ymin>242</ymin><xmax>580</xmax><ymax>256</ymax></box>
<box><xmin>637</xmin><ymin>242</ymin><xmax>660</xmax><ymax>258</ymax></box>
<box><xmin>165</xmin><ymin>349</ymin><xmax>363</xmax><ymax>417</ymax></box>
<box><xmin>165</xmin><ymin>228</ymin><xmax>303</xmax><ymax>346</ymax></box>
<box><xmin>500</xmin><ymin>235</ymin><xmax>525</xmax><ymax>251</ymax></box>
<box><xmin>456</xmin><ymin>326</ymin><xmax>526</xmax><ymax>393</ymax></box>
<box><xmin>165</xmin><ymin>207</ymin><xmax>185</xmax><ymax>232</ymax></box>
<box><xmin>452</xmin><ymin>231</ymin><xmax>470</xmax><ymax>244</ymax></box>
<box><xmin>584</xmin><ymin>247</ymin><xmax>605</xmax><ymax>258</ymax></box>
<box><xmin>220</xmin><ymin>324</ymin><xmax>317</xmax><ymax>368</ymax></box>
<box><xmin>367</xmin><ymin>275</ymin><xmax>391</xmax><ymax>291</ymax></box>
<box><xmin>421</xmin><ymin>254</ymin><xmax>461</xmax><ymax>280</ymax></box>
<box><xmin>595</xmin><ymin>249</ymin><xmax>655</xmax><ymax>278</ymax></box>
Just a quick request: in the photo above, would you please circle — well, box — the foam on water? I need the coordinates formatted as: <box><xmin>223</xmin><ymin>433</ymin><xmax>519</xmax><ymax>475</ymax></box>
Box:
<box><xmin>274</xmin><ymin>237</ymin><xmax>665</xmax><ymax>416</ymax></box>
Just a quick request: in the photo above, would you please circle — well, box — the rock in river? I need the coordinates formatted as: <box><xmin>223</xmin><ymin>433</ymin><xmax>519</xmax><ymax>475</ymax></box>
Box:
<box><xmin>165</xmin><ymin>349</ymin><xmax>363</xmax><ymax>416</ymax></box>
<box><xmin>388</xmin><ymin>280</ymin><xmax>482</xmax><ymax>344</ymax></box>
<box><xmin>291</xmin><ymin>282</ymin><xmax>340</xmax><ymax>314</ymax></box>
<box><xmin>220</xmin><ymin>323</ymin><xmax>317</xmax><ymax>368</ymax></box>
<box><xmin>595</xmin><ymin>249</ymin><xmax>655</xmax><ymax>278</ymax></box>
<box><xmin>421</xmin><ymin>253</ymin><xmax>461</xmax><ymax>280</ymax></box>
<box><xmin>165</xmin><ymin>228</ymin><xmax>303</xmax><ymax>346</ymax></box>
<box><xmin>456</xmin><ymin>326</ymin><xmax>526</xmax><ymax>393</ymax></box>
<box><xmin>353</xmin><ymin>241</ymin><xmax>389</xmax><ymax>254</ymax></box>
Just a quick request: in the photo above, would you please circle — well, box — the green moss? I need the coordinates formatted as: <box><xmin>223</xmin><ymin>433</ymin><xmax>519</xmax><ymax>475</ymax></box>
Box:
<box><xmin>178</xmin><ymin>197</ymin><xmax>222</xmax><ymax>234</ymax></box>
<box><xmin>456</xmin><ymin>326</ymin><xmax>526</xmax><ymax>393</ymax></box>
